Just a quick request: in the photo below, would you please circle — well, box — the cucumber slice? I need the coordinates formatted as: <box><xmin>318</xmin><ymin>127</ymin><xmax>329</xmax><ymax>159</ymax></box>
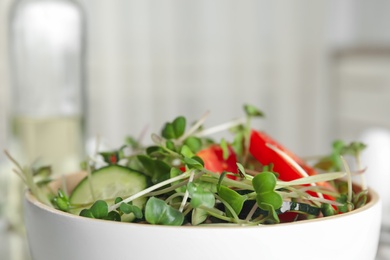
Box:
<box><xmin>69</xmin><ymin>165</ymin><xmax>148</xmax><ymax>213</ymax></box>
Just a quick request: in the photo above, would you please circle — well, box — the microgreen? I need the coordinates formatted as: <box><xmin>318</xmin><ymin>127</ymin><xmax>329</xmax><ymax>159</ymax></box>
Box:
<box><xmin>119</xmin><ymin>202</ymin><xmax>143</xmax><ymax>219</ymax></box>
<box><xmin>145</xmin><ymin>197</ymin><xmax>184</xmax><ymax>226</ymax></box>
<box><xmin>242</xmin><ymin>104</ymin><xmax>265</xmax><ymax>163</ymax></box>
<box><xmin>9</xmin><ymin>105</ymin><xmax>370</xmax><ymax>227</ymax></box>
<box><xmin>258</xmin><ymin>203</ymin><xmax>280</xmax><ymax>224</ymax></box>
<box><xmin>99</xmin><ymin>151</ymin><xmax>120</xmax><ymax>165</ymax></box>
<box><xmin>52</xmin><ymin>189</ymin><xmax>70</xmax><ymax>212</ymax></box>
<box><xmin>90</xmin><ymin>200</ymin><xmax>109</xmax><ymax>219</ymax></box>
<box><xmin>4</xmin><ymin>150</ymin><xmax>52</xmax><ymax>206</ymax></box>
<box><xmin>183</xmin><ymin>136</ymin><xmax>202</xmax><ymax>153</ymax></box>
<box><xmin>231</xmin><ymin>130</ymin><xmax>245</xmax><ymax>157</ymax></box>
<box><xmin>125</xmin><ymin>136</ymin><xmax>142</xmax><ymax>150</ymax></box>
<box><xmin>79</xmin><ymin>199</ymin><xmax>143</xmax><ymax>222</ymax></box>
<box><xmin>336</xmin><ymin>195</ymin><xmax>351</xmax><ymax>213</ymax></box>
<box><xmin>218</xmin><ymin>185</ymin><xmax>247</xmax><ymax>216</ymax></box>
<box><xmin>170</xmin><ymin>167</ymin><xmax>187</xmax><ymax>193</ymax></box>
<box><xmin>137</xmin><ymin>155</ymin><xmax>171</xmax><ymax>184</ymax></box>
<box><xmin>187</xmin><ymin>182</ymin><xmax>215</xmax><ymax>209</ymax></box>
<box><xmin>161</xmin><ymin>116</ymin><xmax>186</xmax><ymax>140</ymax></box>
<box><xmin>180</xmin><ymin>145</ymin><xmax>195</xmax><ymax>158</ymax></box>
<box><xmin>191</xmin><ymin>208</ymin><xmax>208</xmax><ymax>225</ymax></box>
<box><xmin>183</xmin><ymin>156</ymin><xmax>204</xmax><ymax>170</ymax></box>
<box><xmin>252</xmin><ymin>171</ymin><xmax>283</xmax><ymax>211</ymax></box>
<box><xmin>321</xmin><ymin>203</ymin><xmax>335</xmax><ymax>217</ymax></box>
<box><xmin>315</xmin><ymin>140</ymin><xmax>367</xmax><ymax>190</ymax></box>
<box><xmin>220</xmin><ymin>138</ymin><xmax>229</xmax><ymax>160</ymax></box>
<box><xmin>243</xmin><ymin>104</ymin><xmax>265</xmax><ymax>117</ymax></box>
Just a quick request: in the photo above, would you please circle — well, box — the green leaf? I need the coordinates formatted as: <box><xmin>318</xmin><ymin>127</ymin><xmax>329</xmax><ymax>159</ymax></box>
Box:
<box><xmin>57</xmin><ymin>189</ymin><xmax>68</xmax><ymax>199</ymax></box>
<box><xmin>106</xmin><ymin>211</ymin><xmax>121</xmax><ymax>221</ymax></box>
<box><xmin>341</xmin><ymin>142</ymin><xmax>367</xmax><ymax>157</ymax></box>
<box><xmin>244</xmin><ymin>104</ymin><xmax>264</xmax><ymax>117</ymax></box>
<box><xmin>218</xmin><ymin>185</ymin><xmax>246</xmax><ymax>216</ymax></box>
<box><xmin>321</xmin><ymin>203</ymin><xmax>335</xmax><ymax>217</ymax></box>
<box><xmin>145</xmin><ymin>197</ymin><xmax>184</xmax><ymax>226</ymax></box>
<box><xmin>162</xmin><ymin>123</ymin><xmax>176</xmax><ymax>139</ymax></box>
<box><xmin>115</xmin><ymin>197</ymin><xmax>123</xmax><ymax>204</ymax></box>
<box><xmin>315</xmin><ymin>140</ymin><xmax>366</xmax><ymax>172</ymax></box>
<box><xmin>183</xmin><ymin>157</ymin><xmax>204</xmax><ymax>170</ymax></box>
<box><xmin>153</xmin><ymin>160</ymin><xmax>171</xmax><ymax>183</ymax></box>
<box><xmin>172</xmin><ymin>116</ymin><xmax>186</xmax><ymax>138</ymax></box>
<box><xmin>257</xmin><ymin>192</ymin><xmax>283</xmax><ymax>211</ymax></box>
<box><xmin>217</xmin><ymin>171</ymin><xmax>227</xmax><ymax>191</ymax></box>
<box><xmin>120</xmin><ymin>203</ymin><xmax>143</xmax><ymax>219</ymax></box>
<box><xmin>170</xmin><ymin>167</ymin><xmax>187</xmax><ymax>193</ymax></box>
<box><xmin>124</xmin><ymin>136</ymin><xmax>140</xmax><ymax>150</ymax></box>
<box><xmin>336</xmin><ymin>194</ymin><xmax>353</xmax><ymax>213</ymax></box>
<box><xmin>232</xmin><ymin>132</ymin><xmax>244</xmax><ymax>157</ymax></box>
<box><xmin>184</xmin><ymin>137</ymin><xmax>202</xmax><ymax>153</ymax></box>
<box><xmin>90</xmin><ymin>200</ymin><xmax>109</xmax><ymax>219</ymax></box>
<box><xmin>137</xmin><ymin>155</ymin><xmax>155</xmax><ymax>177</ymax></box>
<box><xmin>191</xmin><ymin>208</ymin><xmax>208</xmax><ymax>225</ymax></box>
<box><xmin>119</xmin><ymin>202</ymin><xmax>133</xmax><ymax>214</ymax></box>
<box><xmin>220</xmin><ymin>139</ymin><xmax>229</xmax><ymax>160</ymax></box>
<box><xmin>79</xmin><ymin>209</ymin><xmax>94</xmax><ymax>218</ymax></box>
<box><xmin>146</xmin><ymin>146</ymin><xmax>165</xmax><ymax>156</ymax></box>
<box><xmin>137</xmin><ymin>155</ymin><xmax>170</xmax><ymax>183</ymax></box>
<box><xmin>161</xmin><ymin>116</ymin><xmax>186</xmax><ymax>139</ymax></box>
<box><xmin>52</xmin><ymin>189</ymin><xmax>70</xmax><ymax>210</ymax></box>
<box><xmin>259</xmin><ymin>203</ymin><xmax>280</xmax><ymax>223</ymax></box>
<box><xmin>165</xmin><ymin>140</ymin><xmax>176</xmax><ymax>151</ymax></box>
<box><xmin>180</xmin><ymin>145</ymin><xmax>194</xmax><ymax>158</ymax></box>
<box><xmin>252</xmin><ymin>172</ymin><xmax>283</xmax><ymax>211</ymax></box>
<box><xmin>33</xmin><ymin>165</ymin><xmax>52</xmax><ymax>178</ymax></box>
<box><xmin>353</xmin><ymin>190</ymin><xmax>368</xmax><ymax>209</ymax></box>
<box><xmin>191</xmin><ymin>156</ymin><xmax>204</xmax><ymax>167</ymax></box>
<box><xmin>236</xmin><ymin>163</ymin><xmax>246</xmax><ymax>176</ymax></box>
<box><xmin>53</xmin><ymin>197</ymin><xmax>69</xmax><ymax>211</ymax></box>
<box><xmin>187</xmin><ymin>182</ymin><xmax>215</xmax><ymax>208</ymax></box>
<box><xmin>99</xmin><ymin>151</ymin><xmax>120</xmax><ymax>165</ymax></box>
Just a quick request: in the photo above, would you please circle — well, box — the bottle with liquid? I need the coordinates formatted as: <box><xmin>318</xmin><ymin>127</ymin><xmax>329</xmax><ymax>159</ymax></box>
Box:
<box><xmin>9</xmin><ymin>0</ymin><xmax>86</xmax><ymax>176</ymax></box>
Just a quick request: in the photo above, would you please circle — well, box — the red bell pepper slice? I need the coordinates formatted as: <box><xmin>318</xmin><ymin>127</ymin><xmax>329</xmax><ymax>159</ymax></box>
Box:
<box><xmin>249</xmin><ymin>130</ymin><xmax>316</xmax><ymax>181</ymax></box>
<box><xmin>249</xmin><ymin>130</ymin><xmax>335</xmax><ymax>217</ymax></box>
<box><xmin>197</xmin><ymin>145</ymin><xmax>238</xmax><ymax>179</ymax></box>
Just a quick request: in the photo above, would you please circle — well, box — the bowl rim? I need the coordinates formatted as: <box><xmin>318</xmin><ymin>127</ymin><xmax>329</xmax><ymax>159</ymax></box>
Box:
<box><xmin>24</xmin><ymin>173</ymin><xmax>381</xmax><ymax>229</ymax></box>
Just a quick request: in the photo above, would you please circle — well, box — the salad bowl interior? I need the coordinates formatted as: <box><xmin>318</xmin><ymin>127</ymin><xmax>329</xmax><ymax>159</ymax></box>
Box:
<box><xmin>24</xmin><ymin>172</ymin><xmax>382</xmax><ymax>260</ymax></box>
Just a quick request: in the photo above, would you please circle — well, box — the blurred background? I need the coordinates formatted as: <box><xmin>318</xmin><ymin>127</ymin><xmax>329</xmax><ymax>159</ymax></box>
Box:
<box><xmin>1</xmin><ymin>0</ymin><xmax>390</xmax><ymax>259</ymax></box>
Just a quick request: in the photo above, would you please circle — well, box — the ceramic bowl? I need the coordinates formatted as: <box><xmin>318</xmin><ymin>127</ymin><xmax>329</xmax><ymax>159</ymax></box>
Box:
<box><xmin>24</xmin><ymin>172</ymin><xmax>382</xmax><ymax>260</ymax></box>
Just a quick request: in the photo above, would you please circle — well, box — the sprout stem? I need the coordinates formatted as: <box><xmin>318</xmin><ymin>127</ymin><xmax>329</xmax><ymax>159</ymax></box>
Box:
<box><xmin>356</xmin><ymin>154</ymin><xmax>367</xmax><ymax>191</ymax></box>
<box><xmin>108</xmin><ymin>171</ymin><xmax>191</xmax><ymax>212</ymax></box>
<box><xmin>340</xmin><ymin>156</ymin><xmax>353</xmax><ymax>211</ymax></box>
<box><xmin>198</xmin><ymin>205</ymin><xmax>235</xmax><ymax>223</ymax></box>
<box><xmin>179</xmin><ymin>170</ymin><xmax>195</xmax><ymax>212</ymax></box>
<box><xmin>245</xmin><ymin>203</ymin><xmax>259</xmax><ymax>221</ymax></box>
<box><xmin>194</xmin><ymin>117</ymin><xmax>245</xmax><ymax>138</ymax></box>
<box><xmin>276</xmin><ymin>171</ymin><xmax>346</xmax><ymax>187</ymax></box>
<box><xmin>178</xmin><ymin>111</ymin><xmax>210</xmax><ymax>142</ymax></box>
<box><xmin>215</xmin><ymin>194</ymin><xmax>240</xmax><ymax>223</ymax></box>
<box><xmin>165</xmin><ymin>192</ymin><xmax>186</xmax><ymax>205</ymax></box>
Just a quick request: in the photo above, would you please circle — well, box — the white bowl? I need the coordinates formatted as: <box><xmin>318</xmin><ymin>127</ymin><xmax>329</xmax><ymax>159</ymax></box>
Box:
<box><xmin>24</xmin><ymin>173</ymin><xmax>382</xmax><ymax>260</ymax></box>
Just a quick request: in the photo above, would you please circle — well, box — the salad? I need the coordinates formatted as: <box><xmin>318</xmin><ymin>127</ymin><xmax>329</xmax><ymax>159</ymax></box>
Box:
<box><xmin>7</xmin><ymin>104</ymin><xmax>369</xmax><ymax>226</ymax></box>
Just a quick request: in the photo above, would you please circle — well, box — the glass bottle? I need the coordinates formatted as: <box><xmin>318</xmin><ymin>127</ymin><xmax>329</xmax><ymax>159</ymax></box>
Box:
<box><xmin>9</xmin><ymin>0</ymin><xmax>86</xmax><ymax>176</ymax></box>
